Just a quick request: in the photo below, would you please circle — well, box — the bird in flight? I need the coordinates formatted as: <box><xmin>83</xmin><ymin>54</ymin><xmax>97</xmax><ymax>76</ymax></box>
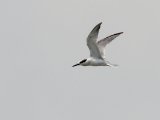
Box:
<box><xmin>72</xmin><ymin>22</ymin><xmax>123</xmax><ymax>67</ymax></box>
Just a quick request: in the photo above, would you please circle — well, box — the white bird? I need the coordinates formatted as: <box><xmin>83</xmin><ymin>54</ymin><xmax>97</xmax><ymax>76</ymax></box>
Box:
<box><xmin>72</xmin><ymin>22</ymin><xmax>123</xmax><ymax>67</ymax></box>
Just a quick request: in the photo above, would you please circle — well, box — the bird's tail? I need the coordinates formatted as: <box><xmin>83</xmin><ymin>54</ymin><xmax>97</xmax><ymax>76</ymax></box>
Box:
<box><xmin>106</xmin><ymin>61</ymin><xmax>118</xmax><ymax>67</ymax></box>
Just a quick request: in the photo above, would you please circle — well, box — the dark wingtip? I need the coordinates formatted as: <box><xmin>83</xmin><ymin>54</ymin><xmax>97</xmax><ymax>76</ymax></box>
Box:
<box><xmin>113</xmin><ymin>32</ymin><xmax>123</xmax><ymax>36</ymax></box>
<box><xmin>98</xmin><ymin>22</ymin><xmax>102</xmax><ymax>27</ymax></box>
<box><xmin>99</xmin><ymin>22</ymin><xmax>102</xmax><ymax>25</ymax></box>
<box><xmin>89</xmin><ymin>22</ymin><xmax>102</xmax><ymax>34</ymax></box>
<box><xmin>106</xmin><ymin>32</ymin><xmax>124</xmax><ymax>38</ymax></box>
<box><xmin>95</xmin><ymin>22</ymin><xmax>102</xmax><ymax>28</ymax></box>
<box><xmin>117</xmin><ymin>32</ymin><xmax>123</xmax><ymax>35</ymax></box>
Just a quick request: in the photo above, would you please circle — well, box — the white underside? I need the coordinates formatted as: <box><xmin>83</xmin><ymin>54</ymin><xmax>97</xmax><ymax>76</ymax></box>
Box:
<box><xmin>81</xmin><ymin>58</ymin><xmax>108</xmax><ymax>66</ymax></box>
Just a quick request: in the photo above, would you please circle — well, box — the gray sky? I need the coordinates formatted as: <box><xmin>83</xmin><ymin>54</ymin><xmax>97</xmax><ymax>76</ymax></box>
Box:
<box><xmin>0</xmin><ymin>0</ymin><xmax>160</xmax><ymax>120</ymax></box>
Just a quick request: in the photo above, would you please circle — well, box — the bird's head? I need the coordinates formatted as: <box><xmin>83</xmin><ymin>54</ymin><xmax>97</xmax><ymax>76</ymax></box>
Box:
<box><xmin>72</xmin><ymin>59</ymin><xmax>87</xmax><ymax>67</ymax></box>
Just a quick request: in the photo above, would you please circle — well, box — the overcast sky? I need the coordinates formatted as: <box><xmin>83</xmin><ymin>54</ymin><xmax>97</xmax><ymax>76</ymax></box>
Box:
<box><xmin>0</xmin><ymin>0</ymin><xmax>160</xmax><ymax>120</ymax></box>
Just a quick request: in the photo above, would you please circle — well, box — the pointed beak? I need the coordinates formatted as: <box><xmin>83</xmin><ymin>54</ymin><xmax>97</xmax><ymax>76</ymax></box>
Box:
<box><xmin>72</xmin><ymin>63</ymin><xmax>80</xmax><ymax>67</ymax></box>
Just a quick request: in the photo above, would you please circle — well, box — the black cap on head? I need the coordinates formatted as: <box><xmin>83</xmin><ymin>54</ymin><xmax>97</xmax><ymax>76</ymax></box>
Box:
<box><xmin>72</xmin><ymin>59</ymin><xmax>87</xmax><ymax>67</ymax></box>
<box><xmin>79</xmin><ymin>59</ymin><xmax>87</xmax><ymax>64</ymax></box>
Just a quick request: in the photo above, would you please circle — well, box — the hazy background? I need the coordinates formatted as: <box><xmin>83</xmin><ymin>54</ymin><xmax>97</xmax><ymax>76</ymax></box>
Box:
<box><xmin>0</xmin><ymin>0</ymin><xmax>160</xmax><ymax>120</ymax></box>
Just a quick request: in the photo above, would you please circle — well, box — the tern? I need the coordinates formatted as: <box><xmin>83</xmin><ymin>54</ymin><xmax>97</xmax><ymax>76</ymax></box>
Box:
<box><xmin>72</xmin><ymin>22</ymin><xmax>123</xmax><ymax>67</ymax></box>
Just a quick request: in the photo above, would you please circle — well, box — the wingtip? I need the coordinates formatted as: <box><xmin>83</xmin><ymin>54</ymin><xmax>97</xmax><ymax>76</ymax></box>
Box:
<box><xmin>117</xmin><ymin>32</ymin><xmax>123</xmax><ymax>34</ymax></box>
<box><xmin>99</xmin><ymin>22</ymin><xmax>102</xmax><ymax>25</ymax></box>
<box><xmin>96</xmin><ymin>22</ymin><xmax>102</xmax><ymax>27</ymax></box>
<box><xmin>114</xmin><ymin>32</ymin><xmax>124</xmax><ymax>36</ymax></box>
<box><xmin>97</xmin><ymin>22</ymin><xmax>102</xmax><ymax>28</ymax></box>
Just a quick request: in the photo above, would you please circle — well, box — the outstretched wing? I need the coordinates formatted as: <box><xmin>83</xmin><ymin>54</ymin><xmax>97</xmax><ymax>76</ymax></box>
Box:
<box><xmin>97</xmin><ymin>32</ymin><xmax>123</xmax><ymax>58</ymax></box>
<box><xmin>87</xmin><ymin>22</ymin><xmax>103</xmax><ymax>59</ymax></box>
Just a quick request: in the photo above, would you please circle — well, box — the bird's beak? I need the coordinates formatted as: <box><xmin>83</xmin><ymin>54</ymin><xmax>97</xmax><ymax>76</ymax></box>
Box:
<box><xmin>72</xmin><ymin>63</ymin><xmax>80</xmax><ymax>67</ymax></box>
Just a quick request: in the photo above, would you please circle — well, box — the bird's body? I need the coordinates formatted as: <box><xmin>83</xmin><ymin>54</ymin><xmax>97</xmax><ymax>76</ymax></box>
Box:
<box><xmin>72</xmin><ymin>22</ymin><xmax>123</xmax><ymax>67</ymax></box>
<box><xmin>81</xmin><ymin>58</ymin><xmax>108</xmax><ymax>66</ymax></box>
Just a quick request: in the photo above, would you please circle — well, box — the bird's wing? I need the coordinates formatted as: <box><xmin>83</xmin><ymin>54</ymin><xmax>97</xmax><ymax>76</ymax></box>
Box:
<box><xmin>87</xmin><ymin>22</ymin><xmax>103</xmax><ymax>59</ymax></box>
<box><xmin>97</xmin><ymin>32</ymin><xmax>123</xmax><ymax>58</ymax></box>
